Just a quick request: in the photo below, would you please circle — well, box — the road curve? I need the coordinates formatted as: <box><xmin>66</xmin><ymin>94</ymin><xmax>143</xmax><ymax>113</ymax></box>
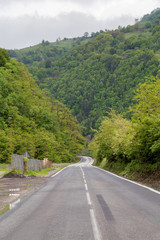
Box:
<box><xmin>0</xmin><ymin>156</ymin><xmax>160</xmax><ymax>240</ymax></box>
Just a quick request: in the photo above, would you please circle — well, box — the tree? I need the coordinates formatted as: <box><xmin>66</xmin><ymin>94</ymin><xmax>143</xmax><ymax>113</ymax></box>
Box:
<box><xmin>45</xmin><ymin>59</ymin><xmax>52</xmax><ymax>68</ymax></box>
<box><xmin>89</xmin><ymin>110</ymin><xmax>135</xmax><ymax>164</ymax></box>
<box><xmin>0</xmin><ymin>130</ymin><xmax>11</xmax><ymax>163</ymax></box>
<box><xmin>132</xmin><ymin>75</ymin><xmax>160</xmax><ymax>163</ymax></box>
<box><xmin>0</xmin><ymin>48</ymin><xmax>10</xmax><ymax>67</ymax></box>
<box><xmin>84</xmin><ymin>32</ymin><xmax>89</xmax><ymax>38</ymax></box>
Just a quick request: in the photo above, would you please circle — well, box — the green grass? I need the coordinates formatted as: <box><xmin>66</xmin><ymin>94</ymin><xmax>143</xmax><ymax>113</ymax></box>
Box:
<box><xmin>0</xmin><ymin>205</ymin><xmax>9</xmax><ymax>216</ymax></box>
<box><xmin>16</xmin><ymin>38</ymin><xmax>76</xmax><ymax>53</ymax></box>
<box><xmin>0</xmin><ymin>163</ymin><xmax>9</xmax><ymax>170</ymax></box>
<box><xmin>0</xmin><ymin>163</ymin><xmax>71</xmax><ymax>177</ymax></box>
<box><xmin>53</xmin><ymin>39</ymin><xmax>76</xmax><ymax>49</ymax></box>
<box><xmin>124</xmin><ymin>31</ymin><xmax>151</xmax><ymax>40</ymax></box>
<box><xmin>14</xmin><ymin>37</ymin><xmax>90</xmax><ymax>55</ymax></box>
<box><xmin>25</xmin><ymin>168</ymin><xmax>53</xmax><ymax>176</ymax></box>
<box><xmin>25</xmin><ymin>163</ymin><xmax>70</xmax><ymax>176</ymax></box>
<box><xmin>0</xmin><ymin>164</ymin><xmax>10</xmax><ymax>176</ymax></box>
<box><xmin>96</xmin><ymin>158</ymin><xmax>160</xmax><ymax>189</ymax></box>
<box><xmin>99</xmin><ymin>158</ymin><xmax>108</xmax><ymax>169</ymax></box>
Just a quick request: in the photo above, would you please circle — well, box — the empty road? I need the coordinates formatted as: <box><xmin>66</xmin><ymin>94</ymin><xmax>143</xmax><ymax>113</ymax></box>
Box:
<box><xmin>0</xmin><ymin>156</ymin><xmax>160</xmax><ymax>240</ymax></box>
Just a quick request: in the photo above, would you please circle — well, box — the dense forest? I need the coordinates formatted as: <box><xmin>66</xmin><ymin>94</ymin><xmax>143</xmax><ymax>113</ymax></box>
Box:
<box><xmin>9</xmin><ymin>9</ymin><xmax>160</xmax><ymax>135</ymax></box>
<box><xmin>0</xmin><ymin>49</ymin><xmax>84</xmax><ymax>163</ymax></box>
<box><xmin>89</xmin><ymin>73</ymin><xmax>160</xmax><ymax>177</ymax></box>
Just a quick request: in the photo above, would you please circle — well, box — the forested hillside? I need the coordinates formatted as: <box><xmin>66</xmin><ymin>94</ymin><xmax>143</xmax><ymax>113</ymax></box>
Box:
<box><xmin>8</xmin><ymin>36</ymin><xmax>90</xmax><ymax>73</ymax></box>
<box><xmin>89</xmin><ymin>73</ymin><xmax>160</xmax><ymax>181</ymax></box>
<box><xmin>9</xmin><ymin>9</ymin><xmax>160</xmax><ymax>134</ymax></box>
<box><xmin>0</xmin><ymin>49</ymin><xmax>84</xmax><ymax>163</ymax></box>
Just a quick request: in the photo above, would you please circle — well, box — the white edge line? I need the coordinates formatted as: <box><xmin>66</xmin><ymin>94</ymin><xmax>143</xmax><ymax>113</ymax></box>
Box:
<box><xmin>51</xmin><ymin>166</ymin><xmax>69</xmax><ymax>178</ymax></box>
<box><xmin>9</xmin><ymin>199</ymin><xmax>21</xmax><ymax>210</ymax></box>
<box><xmin>93</xmin><ymin>166</ymin><xmax>160</xmax><ymax>195</ymax></box>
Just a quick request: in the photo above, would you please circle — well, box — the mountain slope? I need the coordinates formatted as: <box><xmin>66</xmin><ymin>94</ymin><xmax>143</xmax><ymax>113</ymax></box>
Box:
<box><xmin>8</xmin><ymin>9</ymin><xmax>160</xmax><ymax>134</ymax></box>
<box><xmin>0</xmin><ymin>49</ymin><xmax>84</xmax><ymax>163</ymax></box>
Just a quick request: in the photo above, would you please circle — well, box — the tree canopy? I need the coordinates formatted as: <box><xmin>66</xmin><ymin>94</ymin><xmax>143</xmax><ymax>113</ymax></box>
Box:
<box><xmin>0</xmin><ymin>49</ymin><xmax>84</xmax><ymax>163</ymax></box>
<box><xmin>89</xmin><ymin>73</ymin><xmax>160</xmax><ymax>171</ymax></box>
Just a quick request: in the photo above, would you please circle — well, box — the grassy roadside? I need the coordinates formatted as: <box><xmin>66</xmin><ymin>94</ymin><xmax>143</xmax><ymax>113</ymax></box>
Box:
<box><xmin>25</xmin><ymin>163</ymin><xmax>71</xmax><ymax>177</ymax></box>
<box><xmin>94</xmin><ymin>158</ymin><xmax>160</xmax><ymax>191</ymax></box>
<box><xmin>0</xmin><ymin>205</ymin><xmax>9</xmax><ymax>216</ymax></box>
<box><xmin>0</xmin><ymin>164</ymin><xmax>10</xmax><ymax>177</ymax></box>
<box><xmin>0</xmin><ymin>163</ymin><xmax>71</xmax><ymax>178</ymax></box>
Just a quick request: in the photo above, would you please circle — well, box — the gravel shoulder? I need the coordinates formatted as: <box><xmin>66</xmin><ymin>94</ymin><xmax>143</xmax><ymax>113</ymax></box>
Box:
<box><xmin>0</xmin><ymin>165</ymin><xmax>67</xmax><ymax>215</ymax></box>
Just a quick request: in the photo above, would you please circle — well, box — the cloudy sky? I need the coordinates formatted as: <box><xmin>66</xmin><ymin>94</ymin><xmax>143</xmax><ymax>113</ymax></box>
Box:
<box><xmin>0</xmin><ymin>0</ymin><xmax>159</xmax><ymax>49</ymax></box>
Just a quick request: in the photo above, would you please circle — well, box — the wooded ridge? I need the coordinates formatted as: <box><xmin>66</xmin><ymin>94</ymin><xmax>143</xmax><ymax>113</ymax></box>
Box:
<box><xmin>9</xmin><ymin>9</ymin><xmax>160</xmax><ymax>135</ymax></box>
<box><xmin>0</xmin><ymin>49</ymin><xmax>84</xmax><ymax>163</ymax></box>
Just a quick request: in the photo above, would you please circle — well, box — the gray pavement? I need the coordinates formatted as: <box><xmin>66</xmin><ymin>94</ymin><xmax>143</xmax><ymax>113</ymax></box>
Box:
<box><xmin>0</xmin><ymin>156</ymin><xmax>160</xmax><ymax>240</ymax></box>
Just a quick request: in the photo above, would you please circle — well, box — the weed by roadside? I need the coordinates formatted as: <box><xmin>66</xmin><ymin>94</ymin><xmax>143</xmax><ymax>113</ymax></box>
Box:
<box><xmin>0</xmin><ymin>205</ymin><xmax>9</xmax><ymax>216</ymax></box>
<box><xmin>0</xmin><ymin>164</ymin><xmax>10</xmax><ymax>177</ymax></box>
<box><xmin>97</xmin><ymin>159</ymin><xmax>160</xmax><ymax>191</ymax></box>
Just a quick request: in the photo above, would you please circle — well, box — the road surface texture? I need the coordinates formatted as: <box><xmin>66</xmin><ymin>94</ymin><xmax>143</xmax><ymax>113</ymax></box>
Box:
<box><xmin>0</xmin><ymin>156</ymin><xmax>160</xmax><ymax>240</ymax></box>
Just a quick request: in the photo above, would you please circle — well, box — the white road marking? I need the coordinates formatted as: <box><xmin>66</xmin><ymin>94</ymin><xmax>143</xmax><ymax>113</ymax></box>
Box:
<box><xmin>9</xmin><ymin>188</ymin><xmax>20</xmax><ymax>192</ymax></box>
<box><xmin>80</xmin><ymin>166</ymin><xmax>102</xmax><ymax>240</ymax></box>
<box><xmin>51</xmin><ymin>166</ymin><xmax>69</xmax><ymax>178</ymax></box>
<box><xmin>80</xmin><ymin>166</ymin><xmax>84</xmax><ymax>175</ymax></box>
<box><xmin>90</xmin><ymin>209</ymin><xmax>102</xmax><ymax>240</ymax></box>
<box><xmin>10</xmin><ymin>199</ymin><xmax>21</xmax><ymax>210</ymax></box>
<box><xmin>93</xmin><ymin>166</ymin><xmax>160</xmax><ymax>195</ymax></box>
<box><xmin>86</xmin><ymin>191</ymin><xmax>92</xmax><ymax>206</ymax></box>
<box><xmin>73</xmin><ymin>157</ymin><xmax>94</xmax><ymax>167</ymax></box>
<box><xmin>85</xmin><ymin>183</ymin><xmax>88</xmax><ymax>191</ymax></box>
<box><xmin>9</xmin><ymin>194</ymin><xmax>20</xmax><ymax>197</ymax></box>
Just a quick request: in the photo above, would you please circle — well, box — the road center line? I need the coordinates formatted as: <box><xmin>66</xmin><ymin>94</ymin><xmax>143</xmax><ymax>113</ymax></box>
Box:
<box><xmin>90</xmin><ymin>209</ymin><xmax>102</xmax><ymax>240</ymax></box>
<box><xmin>85</xmin><ymin>183</ymin><xmax>88</xmax><ymax>191</ymax></box>
<box><xmin>80</xmin><ymin>166</ymin><xmax>102</xmax><ymax>240</ymax></box>
<box><xmin>80</xmin><ymin>166</ymin><xmax>85</xmax><ymax>176</ymax></box>
<box><xmin>86</xmin><ymin>191</ymin><xmax>92</xmax><ymax>205</ymax></box>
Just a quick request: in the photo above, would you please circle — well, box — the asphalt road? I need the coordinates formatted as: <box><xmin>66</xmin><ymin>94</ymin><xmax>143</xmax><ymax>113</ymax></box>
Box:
<box><xmin>0</xmin><ymin>156</ymin><xmax>160</xmax><ymax>240</ymax></box>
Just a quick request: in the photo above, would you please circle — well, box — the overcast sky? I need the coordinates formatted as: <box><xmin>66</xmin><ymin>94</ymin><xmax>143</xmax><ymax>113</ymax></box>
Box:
<box><xmin>0</xmin><ymin>0</ymin><xmax>159</xmax><ymax>49</ymax></box>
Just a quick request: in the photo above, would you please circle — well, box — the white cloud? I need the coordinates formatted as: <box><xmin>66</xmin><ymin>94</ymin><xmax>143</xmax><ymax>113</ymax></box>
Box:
<box><xmin>0</xmin><ymin>0</ymin><xmax>159</xmax><ymax>49</ymax></box>
<box><xmin>0</xmin><ymin>0</ymin><xmax>159</xmax><ymax>18</ymax></box>
<box><xmin>0</xmin><ymin>12</ymin><xmax>134</xmax><ymax>49</ymax></box>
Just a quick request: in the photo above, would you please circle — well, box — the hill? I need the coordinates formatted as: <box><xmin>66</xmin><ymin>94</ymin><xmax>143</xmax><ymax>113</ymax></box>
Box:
<box><xmin>8</xmin><ymin>37</ymin><xmax>90</xmax><ymax>67</ymax></box>
<box><xmin>0</xmin><ymin>49</ymin><xmax>84</xmax><ymax>163</ymax></box>
<box><xmin>8</xmin><ymin>9</ymin><xmax>160</xmax><ymax>134</ymax></box>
